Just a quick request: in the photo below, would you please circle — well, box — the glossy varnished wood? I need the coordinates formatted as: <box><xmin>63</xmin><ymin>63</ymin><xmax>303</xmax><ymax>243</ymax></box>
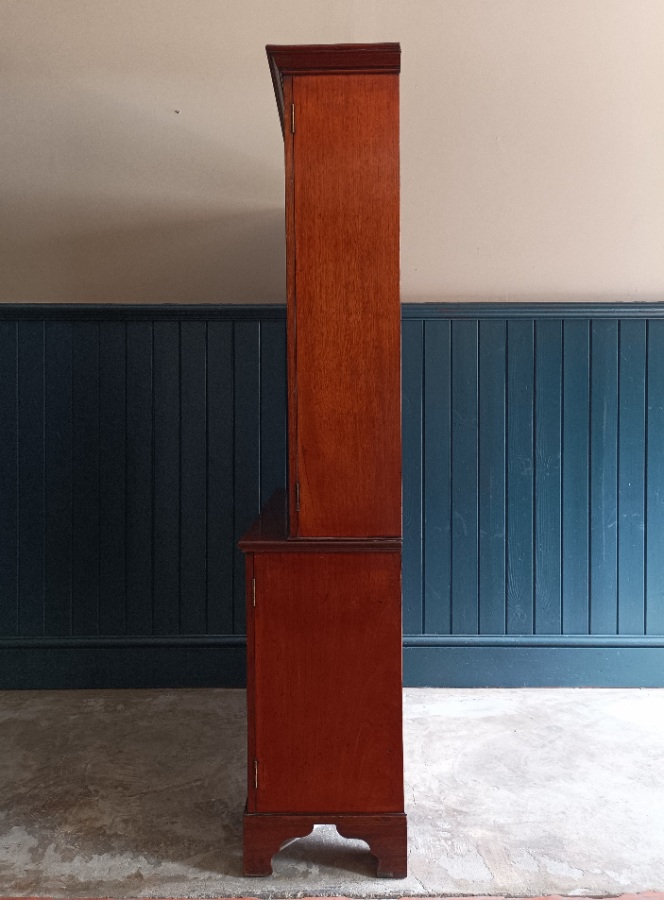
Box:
<box><xmin>282</xmin><ymin>74</ymin><xmax>299</xmax><ymax>529</ymax></box>
<box><xmin>241</xmin><ymin>43</ymin><xmax>406</xmax><ymax>878</ymax></box>
<box><xmin>247</xmin><ymin>548</ymin><xmax>403</xmax><ymax>815</ymax></box>
<box><xmin>239</xmin><ymin>490</ymin><xmax>401</xmax><ymax>552</ymax></box>
<box><xmin>243</xmin><ymin>811</ymin><xmax>407</xmax><ymax>878</ymax></box>
<box><xmin>291</xmin><ymin>73</ymin><xmax>401</xmax><ymax>538</ymax></box>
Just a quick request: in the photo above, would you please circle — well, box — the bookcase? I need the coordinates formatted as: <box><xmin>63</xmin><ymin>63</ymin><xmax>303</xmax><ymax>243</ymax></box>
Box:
<box><xmin>239</xmin><ymin>42</ymin><xmax>406</xmax><ymax>878</ymax></box>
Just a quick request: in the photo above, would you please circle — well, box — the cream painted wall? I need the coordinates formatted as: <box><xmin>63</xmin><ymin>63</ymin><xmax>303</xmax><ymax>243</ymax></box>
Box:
<box><xmin>1</xmin><ymin>0</ymin><xmax>663</xmax><ymax>303</ymax></box>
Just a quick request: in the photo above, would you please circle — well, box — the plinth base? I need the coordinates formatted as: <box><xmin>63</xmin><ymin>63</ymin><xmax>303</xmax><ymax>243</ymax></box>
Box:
<box><xmin>243</xmin><ymin>810</ymin><xmax>407</xmax><ymax>878</ymax></box>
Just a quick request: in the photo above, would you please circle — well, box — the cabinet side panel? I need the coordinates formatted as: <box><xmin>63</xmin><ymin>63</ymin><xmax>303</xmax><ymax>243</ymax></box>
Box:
<box><xmin>282</xmin><ymin>76</ymin><xmax>299</xmax><ymax>538</ymax></box>
<box><xmin>245</xmin><ymin>552</ymin><xmax>257</xmax><ymax>812</ymax></box>
<box><xmin>292</xmin><ymin>74</ymin><xmax>401</xmax><ymax>538</ymax></box>
<box><xmin>253</xmin><ymin>551</ymin><xmax>404</xmax><ymax>814</ymax></box>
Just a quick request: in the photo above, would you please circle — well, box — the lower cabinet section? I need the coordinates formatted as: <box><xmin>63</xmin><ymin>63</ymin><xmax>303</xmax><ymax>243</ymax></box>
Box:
<box><xmin>240</xmin><ymin>499</ymin><xmax>406</xmax><ymax>876</ymax></box>
<box><xmin>249</xmin><ymin>550</ymin><xmax>403</xmax><ymax>814</ymax></box>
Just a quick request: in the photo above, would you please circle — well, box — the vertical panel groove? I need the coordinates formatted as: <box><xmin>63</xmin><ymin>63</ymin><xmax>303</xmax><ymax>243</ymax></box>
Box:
<box><xmin>558</xmin><ymin>321</ymin><xmax>567</xmax><ymax>634</ymax></box>
<box><xmin>588</xmin><ymin>323</ymin><xmax>593</xmax><ymax>636</ymax></box>
<box><xmin>476</xmin><ymin>323</ymin><xmax>481</xmax><ymax>635</ymax></box>
<box><xmin>42</xmin><ymin>323</ymin><xmax>46</xmax><ymax>636</ymax></box>
<box><xmin>478</xmin><ymin>320</ymin><xmax>507</xmax><ymax>635</ymax></box>
<box><xmin>206</xmin><ymin>320</ymin><xmax>235</xmax><ymax>635</ymax></box>
<box><xmin>506</xmin><ymin>320</ymin><xmax>534</xmax><ymax>634</ymax></box>
<box><xmin>153</xmin><ymin>322</ymin><xmax>181</xmax><ymax>635</ymax></box>
<box><xmin>231</xmin><ymin>323</ymin><xmax>236</xmax><ymax>635</ymax></box>
<box><xmin>16</xmin><ymin>323</ymin><xmax>19</xmax><ymax>638</ymax></box>
<box><xmin>421</xmin><ymin>321</ymin><xmax>426</xmax><ymax>636</ymax></box>
<box><xmin>644</xmin><ymin>320</ymin><xmax>649</xmax><ymax>635</ymax></box>
<box><xmin>534</xmin><ymin>320</ymin><xmax>562</xmax><ymax>634</ymax></box>
<box><xmin>180</xmin><ymin>321</ymin><xmax>207</xmax><ymax>635</ymax></box>
<box><xmin>0</xmin><ymin>322</ymin><xmax>19</xmax><ymax>637</ymax></box>
<box><xmin>562</xmin><ymin>320</ymin><xmax>590</xmax><ymax>635</ymax></box>
<box><xmin>504</xmin><ymin>325</ymin><xmax>509</xmax><ymax>636</ymax></box>
<box><xmin>18</xmin><ymin>321</ymin><xmax>47</xmax><ymax>636</ymax></box>
<box><xmin>449</xmin><ymin>321</ymin><xmax>453</xmax><ymax>637</ymax></box>
<box><xmin>126</xmin><ymin>322</ymin><xmax>153</xmax><ymax>636</ymax></box>
<box><xmin>475</xmin><ymin>328</ymin><xmax>480</xmax><ymax>636</ymax></box>
<box><xmin>205</xmin><ymin>321</ymin><xmax>209</xmax><ymax>634</ymax></box>
<box><xmin>69</xmin><ymin>324</ymin><xmax>73</xmax><ymax>639</ymax></box>
<box><xmin>178</xmin><ymin>321</ymin><xmax>182</xmax><ymax>634</ymax></box>
<box><xmin>590</xmin><ymin>320</ymin><xmax>619</xmax><ymax>634</ymax></box>
<box><xmin>450</xmin><ymin>319</ymin><xmax>479</xmax><ymax>634</ymax></box>
<box><xmin>532</xmin><ymin>321</ymin><xmax>537</xmax><ymax>635</ymax></box>
<box><xmin>617</xmin><ymin>320</ymin><xmax>646</xmax><ymax>634</ymax></box>
<box><xmin>45</xmin><ymin>323</ymin><xmax>73</xmax><ymax>636</ymax></box>
<box><xmin>124</xmin><ymin>322</ymin><xmax>128</xmax><ymax>635</ymax></box>
<box><xmin>616</xmin><ymin>320</ymin><xmax>621</xmax><ymax>636</ymax></box>
<box><xmin>232</xmin><ymin>322</ymin><xmax>237</xmax><ymax>636</ymax></box>
<box><xmin>72</xmin><ymin>323</ymin><xmax>97</xmax><ymax>635</ymax></box>
<box><xmin>97</xmin><ymin>324</ymin><xmax>101</xmax><ymax>637</ymax></box>
<box><xmin>151</xmin><ymin>323</ymin><xmax>155</xmax><ymax>635</ymax></box>
<box><xmin>642</xmin><ymin>325</ymin><xmax>647</xmax><ymax>634</ymax></box>
<box><xmin>423</xmin><ymin>319</ymin><xmax>451</xmax><ymax>635</ymax></box>
<box><xmin>560</xmin><ymin>323</ymin><xmax>565</xmax><ymax>635</ymax></box>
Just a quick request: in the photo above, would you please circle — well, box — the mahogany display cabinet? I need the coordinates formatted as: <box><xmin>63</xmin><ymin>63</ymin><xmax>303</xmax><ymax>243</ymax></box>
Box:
<box><xmin>239</xmin><ymin>43</ymin><xmax>406</xmax><ymax>879</ymax></box>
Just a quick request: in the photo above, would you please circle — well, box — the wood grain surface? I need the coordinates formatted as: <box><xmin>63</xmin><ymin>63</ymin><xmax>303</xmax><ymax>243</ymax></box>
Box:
<box><xmin>291</xmin><ymin>73</ymin><xmax>401</xmax><ymax>538</ymax></box>
<box><xmin>248</xmin><ymin>549</ymin><xmax>404</xmax><ymax>815</ymax></box>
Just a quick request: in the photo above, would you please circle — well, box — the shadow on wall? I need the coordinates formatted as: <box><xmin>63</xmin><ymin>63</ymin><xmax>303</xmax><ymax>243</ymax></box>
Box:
<box><xmin>1</xmin><ymin>209</ymin><xmax>286</xmax><ymax>304</ymax></box>
<box><xmin>0</xmin><ymin>83</ymin><xmax>285</xmax><ymax>304</ymax></box>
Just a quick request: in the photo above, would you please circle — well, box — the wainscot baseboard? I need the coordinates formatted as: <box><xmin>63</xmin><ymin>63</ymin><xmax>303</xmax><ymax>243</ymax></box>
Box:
<box><xmin>404</xmin><ymin>636</ymin><xmax>664</xmax><ymax>688</ymax></box>
<box><xmin>2</xmin><ymin>634</ymin><xmax>663</xmax><ymax>689</ymax></box>
<box><xmin>0</xmin><ymin>636</ymin><xmax>246</xmax><ymax>690</ymax></box>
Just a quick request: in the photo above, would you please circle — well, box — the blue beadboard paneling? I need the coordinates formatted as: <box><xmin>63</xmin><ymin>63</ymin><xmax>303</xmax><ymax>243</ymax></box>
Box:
<box><xmin>478</xmin><ymin>319</ymin><xmax>506</xmax><ymax>635</ymax></box>
<box><xmin>534</xmin><ymin>319</ymin><xmax>563</xmax><ymax>634</ymax></box>
<box><xmin>561</xmin><ymin>320</ymin><xmax>590</xmax><ymax>634</ymax></box>
<box><xmin>506</xmin><ymin>320</ymin><xmax>535</xmax><ymax>635</ymax></box>
<box><xmin>152</xmin><ymin>322</ymin><xmax>180</xmax><ymax>636</ymax></box>
<box><xmin>2</xmin><ymin>303</ymin><xmax>664</xmax><ymax>690</ymax></box>
<box><xmin>451</xmin><ymin>320</ymin><xmax>479</xmax><ymax>635</ymax></box>
<box><xmin>423</xmin><ymin>319</ymin><xmax>451</xmax><ymax>634</ymax></box>
<box><xmin>125</xmin><ymin>323</ymin><xmax>153</xmax><ymax>636</ymax></box>
<box><xmin>71</xmin><ymin>323</ymin><xmax>101</xmax><ymax>636</ymax></box>
<box><xmin>180</xmin><ymin>322</ymin><xmax>208</xmax><ymax>636</ymax></box>
<box><xmin>17</xmin><ymin>322</ymin><xmax>46</xmax><ymax>637</ymax></box>
<box><xmin>44</xmin><ymin>322</ymin><xmax>73</xmax><ymax>637</ymax></box>
<box><xmin>1</xmin><ymin>310</ymin><xmax>285</xmax><ymax>671</ymax></box>
<box><xmin>0</xmin><ymin>323</ymin><xmax>18</xmax><ymax>638</ymax></box>
<box><xmin>401</xmin><ymin>319</ymin><xmax>424</xmax><ymax>636</ymax></box>
<box><xmin>98</xmin><ymin>322</ymin><xmax>126</xmax><ymax>636</ymax></box>
<box><xmin>590</xmin><ymin>321</ymin><xmax>619</xmax><ymax>634</ymax></box>
<box><xmin>647</xmin><ymin>321</ymin><xmax>664</xmax><ymax>635</ymax></box>
<box><xmin>617</xmin><ymin>320</ymin><xmax>646</xmax><ymax>635</ymax></box>
<box><xmin>206</xmin><ymin>321</ymin><xmax>234</xmax><ymax>635</ymax></box>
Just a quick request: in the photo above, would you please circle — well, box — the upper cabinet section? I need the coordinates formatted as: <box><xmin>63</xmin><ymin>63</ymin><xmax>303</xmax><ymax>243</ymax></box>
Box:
<box><xmin>267</xmin><ymin>44</ymin><xmax>402</xmax><ymax>540</ymax></box>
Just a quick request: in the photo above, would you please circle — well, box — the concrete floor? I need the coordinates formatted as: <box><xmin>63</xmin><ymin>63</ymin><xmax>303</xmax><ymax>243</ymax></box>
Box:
<box><xmin>0</xmin><ymin>688</ymin><xmax>663</xmax><ymax>898</ymax></box>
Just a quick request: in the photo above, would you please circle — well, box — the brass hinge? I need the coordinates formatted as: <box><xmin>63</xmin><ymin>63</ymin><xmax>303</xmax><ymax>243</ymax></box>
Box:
<box><xmin>254</xmin><ymin>759</ymin><xmax>258</xmax><ymax>790</ymax></box>
<box><xmin>291</xmin><ymin>103</ymin><xmax>295</xmax><ymax>134</ymax></box>
<box><xmin>252</xmin><ymin>576</ymin><xmax>256</xmax><ymax>607</ymax></box>
<box><xmin>295</xmin><ymin>482</ymin><xmax>300</xmax><ymax>512</ymax></box>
